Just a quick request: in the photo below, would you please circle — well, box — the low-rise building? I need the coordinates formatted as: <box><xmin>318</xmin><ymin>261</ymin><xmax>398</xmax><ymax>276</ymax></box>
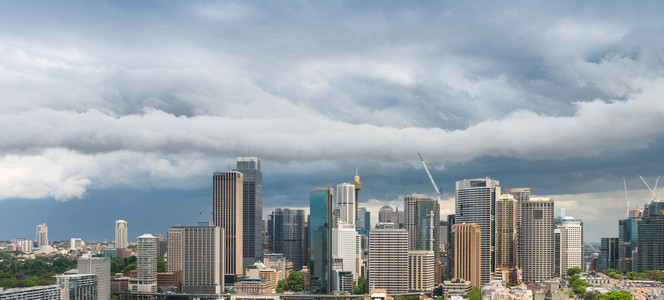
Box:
<box><xmin>0</xmin><ymin>285</ymin><xmax>61</xmax><ymax>300</ymax></box>
<box><xmin>442</xmin><ymin>278</ymin><xmax>472</xmax><ymax>298</ymax></box>
<box><xmin>234</xmin><ymin>277</ymin><xmax>272</xmax><ymax>295</ymax></box>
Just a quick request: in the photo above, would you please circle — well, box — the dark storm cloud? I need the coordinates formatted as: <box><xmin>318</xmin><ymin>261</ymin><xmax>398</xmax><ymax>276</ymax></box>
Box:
<box><xmin>1</xmin><ymin>1</ymin><xmax>664</xmax><ymax>241</ymax></box>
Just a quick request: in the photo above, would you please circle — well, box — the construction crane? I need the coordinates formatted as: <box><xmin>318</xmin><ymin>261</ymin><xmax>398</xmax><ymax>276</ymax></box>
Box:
<box><xmin>638</xmin><ymin>175</ymin><xmax>660</xmax><ymax>202</ymax></box>
<box><xmin>585</xmin><ymin>241</ymin><xmax>600</xmax><ymax>259</ymax></box>
<box><xmin>624</xmin><ymin>177</ymin><xmax>629</xmax><ymax>211</ymax></box>
<box><xmin>418</xmin><ymin>153</ymin><xmax>443</xmax><ymax>200</ymax></box>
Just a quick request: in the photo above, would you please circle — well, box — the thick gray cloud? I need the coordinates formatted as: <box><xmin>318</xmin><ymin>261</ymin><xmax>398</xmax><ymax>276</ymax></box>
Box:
<box><xmin>1</xmin><ymin>1</ymin><xmax>663</xmax><ymax>241</ymax></box>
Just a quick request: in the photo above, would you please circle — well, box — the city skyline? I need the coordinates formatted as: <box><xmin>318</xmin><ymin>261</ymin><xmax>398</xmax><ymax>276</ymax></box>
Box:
<box><xmin>1</xmin><ymin>1</ymin><xmax>664</xmax><ymax>244</ymax></box>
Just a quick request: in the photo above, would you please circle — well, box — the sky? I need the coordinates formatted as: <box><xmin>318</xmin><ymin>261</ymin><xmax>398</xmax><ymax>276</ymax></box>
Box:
<box><xmin>1</xmin><ymin>1</ymin><xmax>663</xmax><ymax>243</ymax></box>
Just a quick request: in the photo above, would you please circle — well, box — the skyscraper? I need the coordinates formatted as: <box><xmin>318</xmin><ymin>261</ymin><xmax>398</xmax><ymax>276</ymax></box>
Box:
<box><xmin>236</xmin><ymin>157</ymin><xmax>262</xmax><ymax>267</ymax></box>
<box><xmin>332</xmin><ymin>223</ymin><xmax>357</xmax><ymax>278</ymax></box>
<box><xmin>454</xmin><ymin>223</ymin><xmax>481</xmax><ymax>289</ymax></box>
<box><xmin>455</xmin><ymin>178</ymin><xmax>500</xmax><ymax>285</ymax></box>
<box><xmin>182</xmin><ymin>222</ymin><xmax>224</xmax><ymax>294</ymax></box>
<box><xmin>618</xmin><ymin>218</ymin><xmax>638</xmax><ymax>272</ymax></box>
<box><xmin>131</xmin><ymin>234</ymin><xmax>157</xmax><ymax>293</ymax></box>
<box><xmin>495</xmin><ymin>194</ymin><xmax>517</xmax><ymax>283</ymax></box>
<box><xmin>408</xmin><ymin>250</ymin><xmax>435</xmax><ymax>292</ymax></box>
<box><xmin>167</xmin><ymin>226</ymin><xmax>184</xmax><ymax>274</ymax></box>
<box><xmin>636</xmin><ymin>201</ymin><xmax>664</xmax><ymax>272</ymax></box>
<box><xmin>310</xmin><ymin>187</ymin><xmax>333</xmax><ymax>293</ymax></box>
<box><xmin>78</xmin><ymin>257</ymin><xmax>110</xmax><ymax>300</ymax></box>
<box><xmin>36</xmin><ymin>223</ymin><xmax>48</xmax><ymax>248</ymax></box>
<box><xmin>404</xmin><ymin>194</ymin><xmax>423</xmax><ymax>250</ymax></box>
<box><xmin>378</xmin><ymin>206</ymin><xmax>397</xmax><ymax>224</ymax></box>
<box><xmin>369</xmin><ymin>224</ymin><xmax>408</xmax><ymax>293</ymax></box>
<box><xmin>558</xmin><ymin>217</ymin><xmax>582</xmax><ymax>275</ymax></box>
<box><xmin>115</xmin><ymin>220</ymin><xmax>128</xmax><ymax>249</ymax></box>
<box><xmin>414</xmin><ymin>198</ymin><xmax>440</xmax><ymax>252</ymax></box>
<box><xmin>336</xmin><ymin>183</ymin><xmax>356</xmax><ymax>224</ymax></box>
<box><xmin>273</xmin><ymin>208</ymin><xmax>305</xmax><ymax>271</ymax></box>
<box><xmin>600</xmin><ymin>237</ymin><xmax>619</xmax><ymax>271</ymax></box>
<box><xmin>213</xmin><ymin>170</ymin><xmax>243</xmax><ymax>280</ymax></box>
<box><xmin>353</xmin><ymin>170</ymin><xmax>362</xmax><ymax>225</ymax></box>
<box><xmin>503</xmin><ymin>188</ymin><xmax>530</xmax><ymax>268</ymax></box>
<box><xmin>521</xmin><ymin>198</ymin><xmax>554</xmax><ymax>282</ymax></box>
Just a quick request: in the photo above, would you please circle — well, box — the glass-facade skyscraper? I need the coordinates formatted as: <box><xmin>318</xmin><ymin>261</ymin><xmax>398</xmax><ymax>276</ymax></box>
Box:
<box><xmin>636</xmin><ymin>201</ymin><xmax>664</xmax><ymax>272</ymax></box>
<box><xmin>274</xmin><ymin>208</ymin><xmax>305</xmax><ymax>271</ymax></box>
<box><xmin>237</xmin><ymin>157</ymin><xmax>262</xmax><ymax>268</ymax></box>
<box><xmin>415</xmin><ymin>199</ymin><xmax>440</xmax><ymax>251</ymax></box>
<box><xmin>309</xmin><ymin>187</ymin><xmax>333</xmax><ymax>293</ymax></box>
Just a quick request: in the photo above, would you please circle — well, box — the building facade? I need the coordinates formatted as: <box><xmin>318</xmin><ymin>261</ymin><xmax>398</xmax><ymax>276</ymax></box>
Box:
<box><xmin>332</xmin><ymin>222</ymin><xmax>357</xmax><ymax>278</ymax></box>
<box><xmin>521</xmin><ymin>198</ymin><xmax>554</xmax><ymax>282</ymax></box>
<box><xmin>503</xmin><ymin>188</ymin><xmax>530</xmax><ymax>268</ymax></box>
<box><xmin>56</xmin><ymin>274</ymin><xmax>98</xmax><ymax>300</ymax></box>
<box><xmin>336</xmin><ymin>183</ymin><xmax>356</xmax><ymax>225</ymax></box>
<box><xmin>237</xmin><ymin>157</ymin><xmax>263</xmax><ymax>268</ymax></box>
<box><xmin>115</xmin><ymin>220</ymin><xmax>128</xmax><ymax>249</ymax></box>
<box><xmin>0</xmin><ymin>285</ymin><xmax>61</xmax><ymax>300</ymax></box>
<box><xmin>78</xmin><ymin>257</ymin><xmax>110</xmax><ymax>300</ymax></box>
<box><xmin>454</xmin><ymin>223</ymin><xmax>481</xmax><ymax>288</ymax></box>
<box><xmin>36</xmin><ymin>223</ymin><xmax>48</xmax><ymax>248</ymax></box>
<box><xmin>309</xmin><ymin>187</ymin><xmax>333</xmax><ymax>293</ymax></box>
<box><xmin>455</xmin><ymin>178</ymin><xmax>500</xmax><ymax>285</ymax></box>
<box><xmin>273</xmin><ymin>208</ymin><xmax>305</xmax><ymax>271</ymax></box>
<box><xmin>408</xmin><ymin>250</ymin><xmax>435</xmax><ymax>292</ymax></box>
<box><xmin>495</xmin><ymin>194</ymin><xmax>517</xmax><ymax>283</ymax></box>
<box><xmin>636</xmin><ymin>201</ymin><xmax>664</xmax><ymax>272</ymax></box>
<box><xmin>559</xmin><ymin>217</ymin><xmax>583</xmax><ymax>275</ymax></box>
<box><xmin>368</xmin><ymin>225</ymin><xmax>408</xmax><ymax>293</ymax></box>
<box><xmin>131</xmin><ymin>233</ymin><xmax>158</xmax><ymax>292</ymax></box>
<box><xmin>182</xmin><ymin>222</ymin><xmax>224</xmax><ymax>294</ymax></box>
<box><xmin>167</xmin><ymin>226</ymin><xmax>184</xmax><ymax>273</ymax></box>
<box><xmin>600</xmin><ymin>237</ymin><xmax>619</xmax><ymax>271</ymax></box>
<box><xmin>378</xmin><ymin>206</ymin><xmax>398</xmax><ymax>224</ymax></box>
<box><xmin>213</xmin><ymin>170</ymin><xmax>244</xmax><ymax>280</ymax></box>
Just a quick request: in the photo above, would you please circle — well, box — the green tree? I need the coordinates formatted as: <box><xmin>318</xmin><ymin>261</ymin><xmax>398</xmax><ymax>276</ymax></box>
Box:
<box><xmin>286</xmin><ymin>271</ymin><xmax>303</xmax><ymax>292</ymax></box>
<box><xmin>353</xmin><ymin>276</ymin><xmax>366</xmax><ymax>294</ymax></box>
<box><xmin>157</xmin><ymin>257</ymin><xmax>166</xmax><ymax>273</ymax></box>
<box><xmin>434</xmin><ymin>297</ymin><xmax>444</xmax><ymax>300</ymax></box>
<box><xmin>567</xmin><ymin>267</ymin><xmax>582</xmax><ymax>277</ymax></box>
<box><xmin>599</xmin><ymin>291</ymin><xmax>631</xmax><ymax>300</ymax></box>
<box><xmin>123</xmin><ymin>263</ymin><xmax>136</xmax><ymax>275</ymax></box>
<box><xmin>568</xmin><ymin>290</ymin><xmax>575</xmax><ymax>298</ymax></box>
<box><xmin>645</xmin><ymin>270</ymin><xmax>663</xmax><ymax>281</ymax></box>
<box><xmin>277</xmin><ymin>280</ymin><xmax>287</xmax><ymax>293</ymax></box>
<box><xmin>467</xmin><ymin>287</ymin><xmax>481</xmax><ymax>300</ymax></box>
<box><xmin>583</xmin><ymin>290</ymin><xmax>601</xmax><ymax>300</ymax></box>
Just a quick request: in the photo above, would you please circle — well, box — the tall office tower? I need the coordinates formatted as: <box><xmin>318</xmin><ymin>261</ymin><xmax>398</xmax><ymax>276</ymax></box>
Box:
<box><xmin>408</xmin><ymin>250</ymin><xmax>435</xmax><ymax>292</ymax></box>
<box><xmin>600</xmin><ymin>238</ymin><xmax>620</xmax><ymax>271</ymax></box>
<box><xmin>446</xmin><ymin>215</ymin><xmax>456</xmax><ymax>278</ymax></box>
<box><xmin>357</xmin><ymin>207</ymin><xmax>368</xmax><ymax>235</ymax></box>
<box><xmin>454</xmin><ymin>223</ymin><xmax>481</xmax><ymax>288</ymax></box>
<box><xmin>56</xmin><ymin>274</ymin><xmax>97</xmax><ymax>300</ymax></box>
<box><xmin>167</xmin><ymin>226</ymin><xmax>184</xmax><ymax>273</ymax></box>
<box><xmin>353</xmin><ymin>170</ymin><xmax>362</xmax><ymax>224</ymax></box>
<box><xmin>131</xmin><ymin>234</ymin><xmax>158</xmax><ymax>293</ymax></box>
<box><xmin>521</xmin><ymin>198</ymin><xmax>554</xmax><ymax>282</ymax></box>
<box><xmin>115</xmin><ymin>220</ymin><xmax>128</xmax><ymax>249</ymax></box>
<box><xmin>303</xmin><ymin>215</ymin><xmax>310</xmax><ymax>271</ymax></box>
<box><xmin>273</xmin><ymin>208</ymin><xmax>305</xmax><ymax>271</ymax></box>
<box><xmin>404</xmin><ymin>195</ymin><xmax>422</xmax><ymax>250</ymax></box>
<box><xmin>618</xmin><ymin>218</ymin><xmax>638</xmax><ymax>272</ymax></box>
<box><xmin>455</xmin><ymin>178</ymin><xmax>500</xmax><ymax>285</ymax></box>
<box><xmin>636</xmin><ymin>201</ymin><xmax>664</xmax><ymax>272</ymax></box>
<box><xmin>310</xmin><ymin>187</ymin><xmax>333</xmax><ymax>293</ymax></box>
<box><xmin>332</xmin><ymin>223</ymin><xmax>357</xmax><ymax>278</ymax></box>
<box><xmin>554</xmin><ymin>228</ymin><xmax>561</xmax><ymax>276</ymax></box>
<box><xmin>414</xmin><ymin>198</ymin><xmax>440</xmax><ymax>252</ymax></box>
<box><xmin>35</xmin><ymin>223</ymin><xmax>48</xmax><ymax>248</ymax></box>
<box><xmin>378</xmin><ymin>206</ymin><xmax>397</xmax><ymax>223</ymax></box>
<box><xmin>213</xmin><ymin>170</ymin><xmax>244</xmax><ymax>279</ymax></box>
<box><xmin>369</xmin><ymin>224</ymin><xmax>408</xmax><ymax>293</ymax></box>
<box><xmin>558</xmin><ymin>217</ymin><xmax>582</xmax><ymax>275</ymax></box>
<box><xmin>336</xmin><ymin>183</ymin><xmax>356</xmax><ymax>224</ymax></box>
<box><xmin>236</xmin><ymin>157</ymin><xmax>262</xmax><ymax>267</ymax></box>
<box><xmin>503</xmin><ymin>188</ymin><xmax>529</xmax><ymax>267</ymax></box>
<box><xmin>182</xmin><ymin>222</ymin><xmax>224</xmax><ymax>294</ymax></box>
<box><xmin>495</xmin><ymin>194</ymin><xmax>517</xmax><ymax>283</ymax></box>
<box><xmin>78</xmin><ymin>257</ymin><xmax>110</xmax><ymax>300</ymax></box>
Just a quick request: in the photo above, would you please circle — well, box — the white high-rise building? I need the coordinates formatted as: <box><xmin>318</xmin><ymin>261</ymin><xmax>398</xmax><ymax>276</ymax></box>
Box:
<box><xmin>36</xmin><ymin>223</ymin><xmax>48</xmax><ymax>248</ymax></box>
<box><xmin>521</xmin><ymin>198</ymin><xmax>554</xmax><ymax>282</ymax></box>
<box><xmin>70</xmin><ymin>238</ymin><xmax>84</xmax><ymax>250</ymax></box>
<box><xmin>78</xmin><ymin>257</ymin><xmax>110</xmax><ymax>300</ymax></box>
<box><xmin>559</xmin><ymin>216</ymin><xmax>583</xmax><ymax>275</ymax></box>
<box><xmin>368</xmin><ymin>224</ymin><xmax>408</xmax><ymax>293</ymax></box>
<box><xmin>455</xmin><ymin>178</ymin><xmax>500</xmax><ymax>286</ymax></box>
<box><xmin>332</xmin><ymin>222</ymin><xmax>357</xmax><ymax>279</ymax></box>
<box><xmin>130</xmin><ymin>234</ymin><xmax>157</xmax><ymax>293</ymax></box>
<box><xmin>115</xmin><ymin>220</ymin><xmax>128</xmax><ymax>249</ymax></box>
<box><xmin>336</xmin><ymin>183</ymin><xmax>356</xmax><ymax>224</ymax></box>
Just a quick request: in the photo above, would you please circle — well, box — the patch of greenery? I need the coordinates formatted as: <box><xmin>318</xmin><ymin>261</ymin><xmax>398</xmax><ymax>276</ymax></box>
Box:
<box><xmin>0</xmin><ymin>253</ymin><xmax>76</xmax><ymax>289</ymax></box>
